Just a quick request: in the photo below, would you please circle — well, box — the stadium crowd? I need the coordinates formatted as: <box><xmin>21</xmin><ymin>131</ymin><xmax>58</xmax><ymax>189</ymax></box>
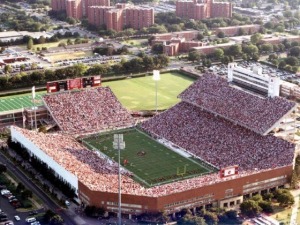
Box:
<box><xmin>179</xmin><ymin>74</ymin><xmax>296</xmax><ymax>134</ymax></box>
<box><xmin>43</xmin><ymin>87</ymin><xmax>135</xmax><ymax>134</ymax></box>
<box><xmin>12</xmin><ymin>125</ymin><xmax>273</xmax><ymax>197</ymax></box>
<box><xmin>140</xmin><ymin>101</ymin><xmax>295</xmax><ymax>172</ymax></box>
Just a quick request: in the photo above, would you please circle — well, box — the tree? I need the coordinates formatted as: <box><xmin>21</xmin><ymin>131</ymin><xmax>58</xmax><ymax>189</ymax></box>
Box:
<box><xmin>240</xmin><ymin>200</ymin><xmax>262</xmax><ymax>217</ymax></box>
<box><xmin>228</xmin><ymin>44</ymin><xmax>242</xmax><ymax>57</ymax></box>
<box><xmin>260</xmin><ymin>43</ymin><xmax>274</xmax><ymax>54</ymax></box>
<box><xmin>278</xmin><ymin>60</ymin><xmax>287</xmax><ymax>69</ymax></box>
<box><xmin>178</xmin><ymin>212</ymin><xmax>207</xmax><ymax>225</ymax></box>
<box><xmin>259</xmin><ymin>201</ymin><xmax>274</xmax><ymax>213</ymax></box>
<box><xmin>222</xmin><ymin>56</ymin><xmax>230</xmax><ymax>64</ymax></box>
<box><xmin>44</xmin><ymin>210</ymin><xmax>56</xmax><ymax>223</ymax></box>
<box><xmin>152</xmin><ymin>43</ymin><xmax>163</xmax><ymax>54</ymax></box>
<box><xmin>275</xmin><ymin>189</ymin><xmax>295</xmax><ymax>207</ymax></box>
<box><xmin>67</xmin><ymin>39</ymin><xmax>73</xmax><ymax>45</ymax></box>
<box><xmin>197</xmin><ymin>33</ymin><xmax>204</xmax><ymax>41</ymax></box>
<box><xmin>38</xmin><ymin>36</ymin><xmax>46</xmax><ymax>44</ymax></box>
<box><xmin>203</xmin><ymin>211</ymin><xmax>218</xmax><ymax>225</ymax></box>
<box><xmin>243</xmin><ymin>44</ymin><xmax>259</xmax><ymax>59</ymax></box>
<box><xmin>262</xmin><ymin>192</ymin><xmax>274</xmax><ymax>201</ymax></box>
<box><xmin>4</xmin><ymin>65</ymin><xmax>12</xmax><ymax>74</ymax></box>
<box><xmin>66</xmin><ymin>17</ymin><xmax>76</xmax><ymax>25</ymax></box>
<box><xmin>58</xmin><ymin>42</ymin><xmax>66</xmax><ymax>48</ymax></box>
<box><xmin>188</xmin><ymin>50</ymin><xmax>201</xmax><ymax>62</ymax></box>
<box><xmin>286</xmin><ymin>56</ymin><xmax>299</xmax><ymax>66</ymax></box>
<box><xmin>217</xmin><ymin>31</ymin><xmax>225</xmax><ymax>38</ymax></box>
<box><xmin>21</xmin><ymin>189</ymin><xmax>33</xmax><ymax>199</ymax></box>
<box><xmin>0</xmin><ymin>47</ymin><xmax>5</xmax><ymax>53</ymax></box>
<box><xmin>225</xmin><ymin>210</ymin><xmax>237</xmax><ymax>220</ymax></box>
<box><xmin>49</xmin><ymin>214</ymin><xmax>64</xmax><ymax>225</ymax></box>
<box><xmin>143</xmin><ymin>55</ymin><xmax>155</xmax><ymax>70</ymax></box>
<box><xmin>250</xmin><ymin>33</ymin><xmax>263</xmax><ymax>44</ymax></box>
<box><xmin>213</xmin><ymin>48</ymin><xmax>224</xmax><ymax>60</ymax></box>
<box><xmin>290</xmin><ymin>46</ymin><xmax>300</xmax><ymax>57</ymax></box>
<box><xmin>31</xmin><ymin>62</ymin><xmax>38</xmax><ymax>70</ymax></box>
<box><xmin>27</xmin><ymin>38</ymin><xmax>33</xmax><ymax>50</ymax></box>
<box><xmin>16</xmin><ymin>183</ymin><xmax>25</xmax><ymax>192</ymax></box>
<box><xmin>0</xmin><ymin>164</ymin><xmax>6</xmax><ymax>174</ymax></box>
<box><xmin>237</xmin><ymin>28</ymin><xmax>245</xmax><ymax>36</ymax></box>
<box><xmin>251</xmin><ymin>194</ymin><xmax>263</xmax><ymax>202</ymax></box>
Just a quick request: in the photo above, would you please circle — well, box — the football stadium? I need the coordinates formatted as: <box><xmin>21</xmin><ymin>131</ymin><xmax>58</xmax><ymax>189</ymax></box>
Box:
<box><xmin>8</xmin><ymin>72</ymin><xmax>298</xmax><ymax>218</ymax></box>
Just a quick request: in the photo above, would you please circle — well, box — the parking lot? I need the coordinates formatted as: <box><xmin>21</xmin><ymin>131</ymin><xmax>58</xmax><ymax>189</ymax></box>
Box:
<box><xmin>0</xmin><ymin>188</ymin><xmax>44</xmax><ymax>225</ymax></box>
<box><xmin>208</xmin><ymin>61</ymin><xmax>297</xmax><ymax>81</ymax></box>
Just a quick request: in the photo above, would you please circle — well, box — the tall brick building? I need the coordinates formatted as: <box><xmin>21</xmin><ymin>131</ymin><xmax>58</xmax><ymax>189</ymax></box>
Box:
<box><xmin>176</xmin><ymin>0</ymin><xmax>232</xmax><ymax>20</ymax></box>
<box><xmin>87</xmin><ymin>4</ymin><xmax>154</xmax><ymax>31</ymax></box>
<box><xmin>51</xmin><ymin>0</ymin><xmax>154</xmax><ymax>31</ymax></box>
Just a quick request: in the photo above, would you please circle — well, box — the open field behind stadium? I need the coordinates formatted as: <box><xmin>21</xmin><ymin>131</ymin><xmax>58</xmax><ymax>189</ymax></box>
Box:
<box><xmin>48</xmin><ymin>51</ymin><xmax>93</xmax><ymax>63</ymax></box>
<box><xmin>0</xmin><ymin>72</ymin><xmax>195</xmax><ymax>112</ymax></box>
<box><xmin>82</xmin><ymin>128</ymin><xmax>212</xmax><ymax>187</ymax></box>
<box><xmin>103</xmin><ymin>72</ymin><xmax>195</xmax><ymax>110</ymax></box>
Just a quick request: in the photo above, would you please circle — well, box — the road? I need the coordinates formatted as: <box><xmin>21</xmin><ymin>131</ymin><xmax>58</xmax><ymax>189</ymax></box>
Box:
<box><xmin>0</xmin><ymin>151</ymin><xmax>76</xmax><ymax>225</ymax></box>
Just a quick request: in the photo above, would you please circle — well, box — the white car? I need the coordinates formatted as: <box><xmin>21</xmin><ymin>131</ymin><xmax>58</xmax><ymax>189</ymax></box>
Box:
<box><xmin>14</xmin><ymin>215</ymin><xmax>20</xmax><ymax>221</ymax></box>
<box><xmin>65</xmin><ymin>200</ymin><xmax>70</xmax><ymax>206</ymax></box>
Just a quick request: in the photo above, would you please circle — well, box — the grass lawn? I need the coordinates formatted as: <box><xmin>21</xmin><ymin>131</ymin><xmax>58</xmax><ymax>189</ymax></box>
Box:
<box><xmin>103</xmin><ymin>72</ymin><xmax>195</xmax><ymax>111</ymax></box>
<box><xmin>0</xmin><ymin>92</ymin><xmax>45</xmax><ymax>113</ymax></box>
<box><xmin>122</xmin><ymin>39</ymin><xmax>148</xmax><ymax>47</ymax></box>
<box><xmin>82</xmin><ymin>128</ymin><xmax>212</xmax><ymax>187</ymax></box>
<box><xmin>33</xmin><ymin>38</ymin><xmax>87</xmax><ymax>50</ymax></box>
<box><xmin>48</xmin><ymin>51</ymin><xmax>93</xmax><ymax>63</ymax></box>
<box><xmin>270</xmin><ymin>203</ymin><xmax>292</xmax><ymax>225</ymax></box>
<box><xmin>0</xmin><ymin>71</ymin><xmax>195</xmax><ymax>112</ymax></box>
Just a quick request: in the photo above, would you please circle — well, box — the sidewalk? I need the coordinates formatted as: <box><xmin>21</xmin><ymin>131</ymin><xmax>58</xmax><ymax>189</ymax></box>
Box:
<box><xmin>290</xmin><ymin>189</ymin><xmax>300</xmax><ymax>225</ymax></box>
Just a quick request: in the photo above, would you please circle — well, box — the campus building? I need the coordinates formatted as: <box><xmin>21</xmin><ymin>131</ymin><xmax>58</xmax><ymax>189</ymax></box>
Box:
<box><xmin>227</xmin><ymin>63</ymin><xmax>281</xmax><ymax>97</ymax></box>
<box><xmin>51</xmin><ymin>0</ymin><xmax>154</xmax><ymax>31</ymax></box>
<box><xmin>176</xmin><ymin>0</ymin><xmax>232</xmax><ymax>20</ymax></box>
<box><xmin>51</xmin><ymin>0</ymin><xmax>110</xmax><ymax>18</ymax></box>
<box><xmin>150</xmin><ymin>31</ymin><xmax>207</xmax><ymax>56</ymax></box>
<box><xmin>215</xmin><ymin>24</ymin><xmax>261</xmax><ymax>37</ymax></box>
<box><xmin>87</xmin><ymin>4</ymin><xmax>154</xmax><ymax>31</ymax></box>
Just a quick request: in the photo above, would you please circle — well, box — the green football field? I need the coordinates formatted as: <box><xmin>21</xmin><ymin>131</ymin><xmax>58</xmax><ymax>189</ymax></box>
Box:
<box><xmin>0</xmin><ymin>71</ymin><xmax>195</xmax><ymax>113</ymax></box>
<box><xmin>82</xmin><ymin>128</ymin><xmax>212</xmax><ymax>187</ymax></box>
<box><xmin>0</xmin><ymin>92</ymin><xmax>45</xmax><ymax>113</ymax></box>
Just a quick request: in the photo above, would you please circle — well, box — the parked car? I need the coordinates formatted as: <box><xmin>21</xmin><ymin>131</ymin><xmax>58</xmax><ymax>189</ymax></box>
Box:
<box><xmin>14</xmin><ymin>215</ymin><xmax>20</xmax><ymax>221</ymax></box>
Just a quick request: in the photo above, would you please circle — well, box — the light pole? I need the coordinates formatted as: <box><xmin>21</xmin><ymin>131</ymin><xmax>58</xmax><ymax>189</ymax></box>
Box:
<box><xmin>153</xmin><ymin>70</ymin><xmax>160</xmax><ymax>113</ymax></box>
<box><xmin>32</xmin><ymin>86</ymin><xmax>37</xmax><ymax>130</ymax></box>
<box><xmin>113</xmin><ymin>134</ymin><xmax>125</xmax><ymax>225</ymax></box>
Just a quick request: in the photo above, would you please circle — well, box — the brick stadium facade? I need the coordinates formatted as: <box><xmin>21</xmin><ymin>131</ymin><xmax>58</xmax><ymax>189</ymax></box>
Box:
<box><xmin>78</xmin><ymin>166</ymin><xmax>291</xmax><ymax>215</ymax></box>
<box><xmin>10</xmin><ymin>126</ymin><xmax>293</xmax><ymax>217</ymax></box>
<box><xmin>176</xmin><ymin>0</ymin><xmax>232</xmax><ymax>20</ymax></box>
<box><xmin>51</xmin><ymin>0</ymin><xmax>154</xmax><ymax>31</ymax></box>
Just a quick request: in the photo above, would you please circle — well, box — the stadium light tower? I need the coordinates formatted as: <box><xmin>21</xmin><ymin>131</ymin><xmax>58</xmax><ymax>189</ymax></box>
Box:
<box><xmin>32</xmin><ymin>86</ymin><xmax>37</xmax><ymax>130</ymax></box>
<box><xmin>113</xmin><ymin>134</ymin><xmax>125</xmax><ymax>225</ymax></box>
<box><xmin>153</xmin><ymin>70</ymin><xmax>160</xmax><ymax>113</ymax></box>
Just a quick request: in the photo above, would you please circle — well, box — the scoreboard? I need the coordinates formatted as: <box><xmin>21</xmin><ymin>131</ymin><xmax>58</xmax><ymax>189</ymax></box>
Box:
<box><xmin>46</xmin><ymin>75</ymin><xmax>101</xmax><ymax>93</ymax></box>
<box><xmin>220</xmin><ymin>165</ymin><xmax>238</xmax><ymax>178</ymax></box>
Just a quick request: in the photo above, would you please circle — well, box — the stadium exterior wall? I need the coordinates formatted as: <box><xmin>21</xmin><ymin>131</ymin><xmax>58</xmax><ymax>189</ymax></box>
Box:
<box><xmin>78</xmin><ymin>166</ymin><xmax>292</xmax><ymax>215</ymax></box>
<box><xmin>10</xmin><ymin>127</ymin><xmax>79</xmax><ymax>193</ymax></box>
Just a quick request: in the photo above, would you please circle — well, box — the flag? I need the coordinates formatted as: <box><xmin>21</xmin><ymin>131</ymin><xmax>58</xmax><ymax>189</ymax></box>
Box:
<box><xmin>32</xmin><ymin>86</ymin><xmax>35</xmax><ymax>99</ymax></box>
<box><xmin>153</xmin><ymin>70</ymin><xmax>160</xmax><ymax>81</ymax></box>
<box><xmin>22</xmin><ymin>107</ymin><xmax>26</xmax><ymax>128</ymax></box>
